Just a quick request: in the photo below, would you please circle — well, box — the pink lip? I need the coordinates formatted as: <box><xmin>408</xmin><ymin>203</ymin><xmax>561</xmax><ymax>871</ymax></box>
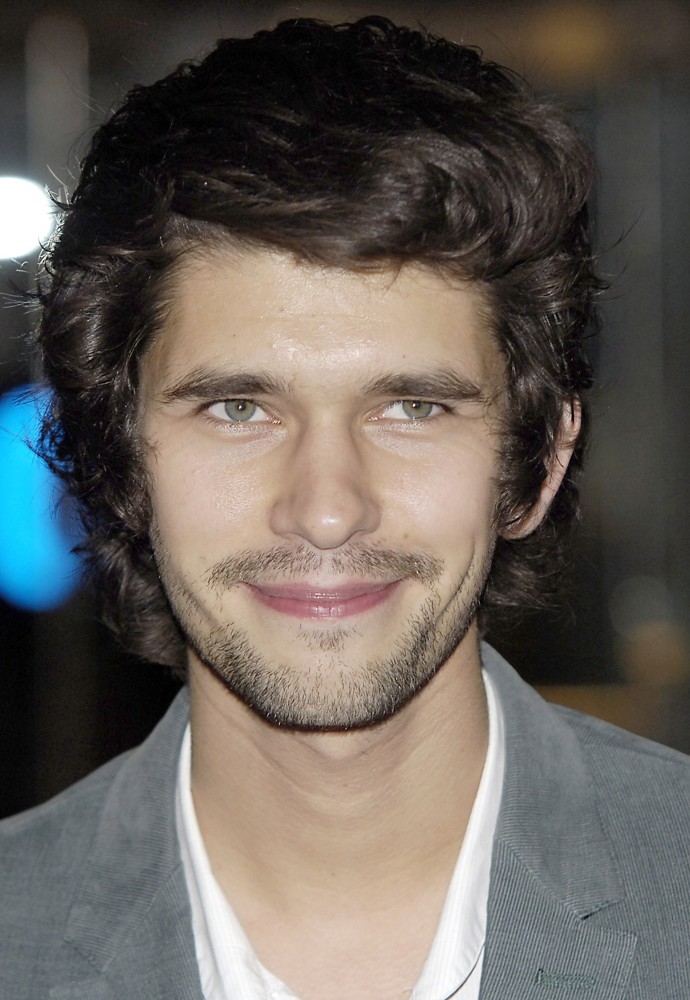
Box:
<box><xmin>244</xmin><ymin>580</ymin><xmax>401</xmax><ymax>619</ymax></box>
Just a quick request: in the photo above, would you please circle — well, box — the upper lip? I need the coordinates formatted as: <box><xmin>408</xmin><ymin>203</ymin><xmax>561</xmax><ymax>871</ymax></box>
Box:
<box><xmin>246</xmin><ymin>581</ymin><xmax>398</xmax><ymax>601</ymax></box>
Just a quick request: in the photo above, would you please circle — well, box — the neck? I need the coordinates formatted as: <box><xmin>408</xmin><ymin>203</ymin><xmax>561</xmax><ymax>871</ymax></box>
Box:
<box><xmin>187</xmin><ymin>629</ymin><xmax>489</xmax><ymax>911</ymax></box>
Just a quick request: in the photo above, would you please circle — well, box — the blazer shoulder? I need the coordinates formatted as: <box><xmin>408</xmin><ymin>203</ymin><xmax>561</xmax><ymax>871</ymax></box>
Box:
<box><xmin>552</xmin><ymin>699</ymin><xmax>690</xmax><ymax>771</ymax></box>
<box><xmin>552</xmin><ymin>701</ymin><xmax>690</xmax><ymax>851</ymax></box>
<box><xmin>0</xmin><ymin>689</ymin><xmax>188</xmax><ymax>914</ymax></box>
<box><xmin>0</xmin><ymin>693</ymin><xmax>189</xmax><ymax>996</ymax></box>
<box><xmin>0</xmin><ymin>749</ymin><xmax>132</xmax><ymax>910</ymax></box>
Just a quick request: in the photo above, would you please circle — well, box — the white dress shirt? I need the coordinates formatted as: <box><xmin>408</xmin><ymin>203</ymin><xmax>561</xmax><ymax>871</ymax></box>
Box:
<box><xmin>176</xmin><ymin>670</ymin><xmax>505</xmax><ymax>1000</ymax></box>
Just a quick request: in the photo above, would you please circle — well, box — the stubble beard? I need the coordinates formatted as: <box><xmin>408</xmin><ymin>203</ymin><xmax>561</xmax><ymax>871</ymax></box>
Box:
<box><xmin>154</xmin><ymin>539</ymin><xmax>493</xmax><ymax>732</ymax></box>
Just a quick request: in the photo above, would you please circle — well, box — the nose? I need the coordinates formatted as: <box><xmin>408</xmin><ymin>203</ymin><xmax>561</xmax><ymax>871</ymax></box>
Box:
<box><xmin>269</xmin><ymin>423</ymin><xmax>380</xmax><ymax>550</ymax></box>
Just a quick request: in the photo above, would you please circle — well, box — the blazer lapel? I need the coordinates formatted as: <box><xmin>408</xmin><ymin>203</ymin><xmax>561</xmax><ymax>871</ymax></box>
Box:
<box><xmin>50</xmin><ymin>874</ymin><xmax>201</xmax><ymax>1000</ymax></box>
<box><xmin>51</xmin><ymin>688</ymin><xmax>203</xmax><ymax>1000</ymax></box>
<box><xmin>479</xmin><ymin>841</ymin><xmax>637</xmax><ymax>999</ymax></box>
<box><xmin>478</xmin><ymin>645</ymin><xmax>638</xmax><ymax>1000</ymax></box>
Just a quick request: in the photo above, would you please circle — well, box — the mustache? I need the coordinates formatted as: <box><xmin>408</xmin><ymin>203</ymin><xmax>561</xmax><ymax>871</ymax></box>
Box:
<box><xmin>205</xmin><ymin>543</ymin><xmax>443</xmax><ymax>591</ymax></box>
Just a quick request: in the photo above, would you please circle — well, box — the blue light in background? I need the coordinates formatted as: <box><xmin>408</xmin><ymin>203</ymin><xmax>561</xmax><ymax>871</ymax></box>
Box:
<box><xmin>0</xmin><ymin>385</ymin><xmax>82</xmax><ymax>611</ymax></box>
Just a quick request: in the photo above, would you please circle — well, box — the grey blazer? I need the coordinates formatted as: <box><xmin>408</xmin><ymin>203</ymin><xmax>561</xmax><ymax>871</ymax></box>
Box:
<box><xmin>1</xmin><ymin>645</ymin><xmax>688</xmax><ymax>999</ymax></box>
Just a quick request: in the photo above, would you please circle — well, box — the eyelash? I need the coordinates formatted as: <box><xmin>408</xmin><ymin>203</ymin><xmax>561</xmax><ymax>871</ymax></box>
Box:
<box><xmin>203</xmin><ymin>398</ymin><xmax>451</xmax><ymax>426</ymax></box>
<box><xmin>376</xmin><ymin>400</ymin><xmax>448</xmax><ymax>421</ymax></box>
<box><xmin>204</xmin><ymin>399</ymin><xmax>274</xmax><ymax>424</ymax></box>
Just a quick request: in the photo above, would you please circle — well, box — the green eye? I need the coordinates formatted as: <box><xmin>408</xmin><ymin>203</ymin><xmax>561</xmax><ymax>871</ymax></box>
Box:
<box><xmin>401</xmin><ymin>400</ymin><xmax>436</xmax><ymax>419</ymax></box>
<box><xmin>223</xmin><ymin>399</ymin><xmax>258</xmax><ymax>421</ymax></box>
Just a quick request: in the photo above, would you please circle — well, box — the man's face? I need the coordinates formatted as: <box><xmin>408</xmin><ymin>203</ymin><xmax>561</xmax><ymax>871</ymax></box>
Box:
<box><xmin>140</xmin><ymin>250</ymin><xmax>505</xmax><ymax>730</ymax></box>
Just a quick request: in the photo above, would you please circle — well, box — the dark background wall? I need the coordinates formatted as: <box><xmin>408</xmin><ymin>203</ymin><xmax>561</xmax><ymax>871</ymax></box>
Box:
<box><xmin>2</xmin><ymin>0</ymin><xmax>690</xmax><ymax>818</ymax></box>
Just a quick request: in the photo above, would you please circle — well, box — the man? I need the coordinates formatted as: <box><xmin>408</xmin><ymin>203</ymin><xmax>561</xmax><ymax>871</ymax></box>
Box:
<box><xmin>1</xmin><ymin>16</ymin><xmax>688</xmax><ymax>1000</ymax></box>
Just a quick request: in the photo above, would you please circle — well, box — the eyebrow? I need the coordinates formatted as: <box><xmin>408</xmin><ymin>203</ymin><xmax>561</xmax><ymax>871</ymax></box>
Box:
<box><xmin>157</xmin><ymin>366</ymin><xmax>487</xmax><ymax>404</ymax></box>
<box><xmin>158</xmin><ymin>368</ymin><xmax>291</xmax><ymax>403</ymax></box>
<box><xmin>363</xmin><ymin>370</ymin><xmax>486</xmax><ymax>402</ymax></box>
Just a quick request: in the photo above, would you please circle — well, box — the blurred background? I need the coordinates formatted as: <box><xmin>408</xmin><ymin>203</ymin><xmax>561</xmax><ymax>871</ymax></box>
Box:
<box><xmin>2</xmin><ymin>0</ymin><xmax>690</xmax><ymax>818</ymax></box>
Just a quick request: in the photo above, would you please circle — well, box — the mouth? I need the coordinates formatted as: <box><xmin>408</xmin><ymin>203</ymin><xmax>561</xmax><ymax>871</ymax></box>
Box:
<box><xmin>243</xmin><ymin>580</ymin><xmax>402</xmax><ymax>620</ymax></box>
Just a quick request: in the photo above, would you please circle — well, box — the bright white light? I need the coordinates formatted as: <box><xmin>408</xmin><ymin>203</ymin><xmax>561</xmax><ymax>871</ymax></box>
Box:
<box><xmin>0</xmin><ymin>176</ymin><xmax>54</xmax><ymax>259</ymax></box>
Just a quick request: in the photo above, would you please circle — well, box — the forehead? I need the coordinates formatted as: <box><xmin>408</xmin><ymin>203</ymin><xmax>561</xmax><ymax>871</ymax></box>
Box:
<box><xmin>145</xmin><ymin>248</ymin><xmax>501</xmax><ymax>389</ymax></box>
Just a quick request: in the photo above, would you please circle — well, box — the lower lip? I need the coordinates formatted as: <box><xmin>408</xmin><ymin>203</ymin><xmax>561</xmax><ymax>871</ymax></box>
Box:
<box><xmin>245</xmin><ymin>581</ymin><xmax>401</xmax><ymax>620</ymax></box>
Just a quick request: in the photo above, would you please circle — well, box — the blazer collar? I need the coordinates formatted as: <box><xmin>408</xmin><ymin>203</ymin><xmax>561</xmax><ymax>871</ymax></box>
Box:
<box><xmin>54</xmin><ymin>687</ymin><xmax>203</xmax><ymax>1000</ymax></box>
<box><xmin>479</xmin><ymin>643</ymin><xmax>637</xmax><ymax>999</ymax></box>
<box><xmin>56</xmin><ymin>647</ymin><xmax>639</xmax><ymax>999</ymax></box>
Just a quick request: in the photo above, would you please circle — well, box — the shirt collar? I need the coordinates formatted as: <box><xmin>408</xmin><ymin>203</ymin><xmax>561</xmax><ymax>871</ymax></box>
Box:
<box><xmin>412</xmin><ymin>667</ymin><xmax>505</xmax><ymax>999</ymax></box>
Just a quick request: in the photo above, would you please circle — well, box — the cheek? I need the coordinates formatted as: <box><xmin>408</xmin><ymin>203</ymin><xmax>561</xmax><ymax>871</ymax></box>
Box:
<box><xmin>148</xmin><ymin>442</ymin><xmax>269</xmax><ymax>559</ymax></box>
<box><xmin>384</xmin><ymin>447</ymin><xmax>499</xmax><ymax>547</ymax></box>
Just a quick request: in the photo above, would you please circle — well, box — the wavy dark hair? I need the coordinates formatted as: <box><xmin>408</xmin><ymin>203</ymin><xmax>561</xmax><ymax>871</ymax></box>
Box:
<box><xmin>37</xmin><ymin>16</ymin><xmax>598</xmax><ymax>676</ymax></box>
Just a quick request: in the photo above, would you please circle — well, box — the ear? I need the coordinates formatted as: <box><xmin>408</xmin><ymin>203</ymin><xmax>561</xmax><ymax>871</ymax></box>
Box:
<box><xmin>503</xmin><ymin>399</ymin><xmax>582</xmax><ymax>540</ymax></box>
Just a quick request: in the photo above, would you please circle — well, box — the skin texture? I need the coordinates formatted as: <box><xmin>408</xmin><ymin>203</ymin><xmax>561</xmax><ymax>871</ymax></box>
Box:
<box><xmin>138</xmin><ymin>249</ymin><xmax>575</xmax><ymax>999</ymax></box>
